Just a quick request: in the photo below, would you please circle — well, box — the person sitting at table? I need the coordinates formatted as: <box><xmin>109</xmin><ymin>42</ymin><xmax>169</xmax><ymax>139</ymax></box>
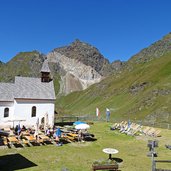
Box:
<box><xmin>46</xmin><ymin>128</ymin><xmax>51</xmax><ymax>137</ymax></box>
<box><xmin>14</xmin><ymin>125</ymin><xmax>19</xmax><ymax>135</ymax></box>
<box><xmin>21</xmin><ymin>125</ymin><xmax>27</xmax><ymax>131</ymax></box>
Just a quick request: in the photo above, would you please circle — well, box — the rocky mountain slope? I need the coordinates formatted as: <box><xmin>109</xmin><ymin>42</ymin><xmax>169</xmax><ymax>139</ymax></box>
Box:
<box><xmin>47</xmin><ymin>39</ymin><xmax>113</xmax><ymax>95</ymax></box>
<box><xmin>47</xmin><ymin>39</ymin><xmax>125</xmax><ymax>95</ymax></box>
<box><xmin>0</xmin><ymin>40</ymin><xmax>117</xmax><ymax>95</ymax></box>
<box><xmin>53</xmin><ymin>39</ymin><xmax>110</xmax><ymax>75</ymax></box>
<box><xmin>47</xmin><ymin>51</ymin><xmax>102</xmax><ymax>95</ymax></box>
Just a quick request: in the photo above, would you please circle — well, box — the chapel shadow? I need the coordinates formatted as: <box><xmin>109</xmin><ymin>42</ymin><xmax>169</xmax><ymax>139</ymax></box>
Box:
<box><xmin>0</xmin><ymin>153</ymin><xmax>37</xmax><ymax>171</ymax></box>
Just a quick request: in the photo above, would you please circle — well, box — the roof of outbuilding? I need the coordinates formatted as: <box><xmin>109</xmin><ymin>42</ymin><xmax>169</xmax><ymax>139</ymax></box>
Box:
<box><xmin>0</xmin><ymin>76</ymin><xmax>56</xmax><ymax>101</ymax></box>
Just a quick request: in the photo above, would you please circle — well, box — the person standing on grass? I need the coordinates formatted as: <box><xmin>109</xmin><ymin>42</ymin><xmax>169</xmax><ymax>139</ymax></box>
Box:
<box><xmin>106</xmin><ymin>108</ymin><xmax>110</xmax><ymax>122</ymax></box>
<box><xmin>55</xmin><ymin>127</ymin><xmax>62</xmax><ymax>146</ymax></box>
<box><xmin>78</xmin><ymin>129</ymin><xmax>83</xmax><ymax>142</ymax></box>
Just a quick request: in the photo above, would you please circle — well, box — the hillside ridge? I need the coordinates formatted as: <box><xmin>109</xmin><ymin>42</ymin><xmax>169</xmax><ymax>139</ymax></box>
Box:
<box><xmin>1</xmin><ymin>33</ymin><xmax>171</xmax><ymax>125</ymax></box>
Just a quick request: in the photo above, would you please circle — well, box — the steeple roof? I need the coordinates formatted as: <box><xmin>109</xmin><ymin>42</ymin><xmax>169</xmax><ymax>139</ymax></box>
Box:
<box><xmin>41</xmin><ymin>59</ymin><xmax>51</xmax><ymax>73</ymax></box>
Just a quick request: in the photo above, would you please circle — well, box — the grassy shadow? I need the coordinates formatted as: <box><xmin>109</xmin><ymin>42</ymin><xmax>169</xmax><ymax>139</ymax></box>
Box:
<box><xmin>111</xmin><ymin>157</ymin><xmax>123</xmax><ymax>163</ymax></box>
<box><xmin>0</xmin><ymin>153</ymin><xmax>37</xmax><ymax>171</ymax></box>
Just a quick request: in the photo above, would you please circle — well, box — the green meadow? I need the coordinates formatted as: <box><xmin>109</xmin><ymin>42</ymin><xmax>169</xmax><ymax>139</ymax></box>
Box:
<box><xmin>56</xmin><ymin>53</ymin><xmax>171</xmax><ymax>125</ymax></box>
<box><xmin>0</xmin><ymin>122</ymin><xmax>171</xmax><ymax>171</ymax></box>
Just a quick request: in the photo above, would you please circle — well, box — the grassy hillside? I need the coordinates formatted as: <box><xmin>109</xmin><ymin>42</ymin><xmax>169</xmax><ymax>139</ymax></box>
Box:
<box><xmin>0</xmin><ymin>51</ymin><xmax>43</xmax><ymax>82</ymax></box>
<box><xmin>0</xmin><ymin>51</ymin><xmax>61</xmax><ymax>96</ymax></box>
<box><xmin>56</xmin><ymin>52</ymin><xmax>171</xmax><ymax>124</ymax></box>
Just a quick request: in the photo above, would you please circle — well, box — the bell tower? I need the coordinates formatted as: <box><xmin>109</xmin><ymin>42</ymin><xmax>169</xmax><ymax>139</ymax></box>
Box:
<box><xmin>41</xmin><ymin>59</ymin><xmax>51</xmax><ymax>82</ymax></box>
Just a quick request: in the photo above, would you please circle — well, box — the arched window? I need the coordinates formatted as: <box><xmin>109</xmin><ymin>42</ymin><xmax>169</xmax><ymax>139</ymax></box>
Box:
<box><xmin>4</xmin><ymin>108</ymin><xmax>9</xmax><ymax>117</ymax></box>
<box><xmin>31</xmin><ymin>106</ymin><xmax>36</xmax><ymax>117</ymax></box>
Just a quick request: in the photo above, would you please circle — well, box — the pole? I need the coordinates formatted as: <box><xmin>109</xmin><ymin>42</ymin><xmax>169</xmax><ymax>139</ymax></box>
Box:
<box><xmin>151</xmin><ymin>141</ymin><xmax>155</xmax><ymax>171</ymax></box>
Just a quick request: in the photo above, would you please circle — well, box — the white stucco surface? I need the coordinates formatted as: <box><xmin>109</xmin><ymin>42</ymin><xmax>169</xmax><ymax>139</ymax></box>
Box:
<box><xmin>0</xmin><ymin>99</ymin><xmax>55</xmax><ymax>128</ymax></box>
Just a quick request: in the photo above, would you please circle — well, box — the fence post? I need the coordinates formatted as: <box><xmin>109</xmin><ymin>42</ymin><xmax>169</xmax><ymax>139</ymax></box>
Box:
<box><xmin>152</xmin><ymin>159</ymin><xmax>156</xmax><ymax>171</ymax></box>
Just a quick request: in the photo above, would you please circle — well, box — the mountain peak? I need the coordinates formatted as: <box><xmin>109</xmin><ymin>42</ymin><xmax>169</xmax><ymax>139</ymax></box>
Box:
<box><xmin>73</xmin><ymin>38</ymin><xmax>81</xmax><ymax>43</ymax></box>
<box><xmin>71</xmin><ymin>39</ymin><xmax>94</xmax><ymax>48</ymax></box>
<box><xmin>53</xmin><ymin>39</ymin><xmax>110</xmax><ymax>75</ymax></box>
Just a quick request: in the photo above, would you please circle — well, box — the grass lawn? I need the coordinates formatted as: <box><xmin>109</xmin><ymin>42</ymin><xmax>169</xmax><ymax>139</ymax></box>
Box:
<box><xmin>0</xmin><ymin>122</ymin><xmax>171</xmax><ymax>171</ymax></box>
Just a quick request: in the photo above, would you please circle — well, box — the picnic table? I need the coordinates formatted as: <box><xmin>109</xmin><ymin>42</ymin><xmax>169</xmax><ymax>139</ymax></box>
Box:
<box><xmin>61</xmin><ymin>133</ymin><xmax>78</xmax><ymax>142</ymax></box>
<box><xmin>24</xmin><ymin>135</ymin><xmax>37</xmax><ymax>142</ymax></box>
<box><xmin>7</xmin><ymin>136</ymin><xmax>23</xmax><ymax>147</ymax></box>
<box><xmin>7</xmin><ymin>136</ymin><xmax>19</xmax><ymax>144</ymax></box>
<box><xmin>92</xmin><ymin>164</ymin><xmax>119</xmax><ymax>171</ymax></box>
<box><xmin>38</xmin><ymin>134</ymin><xmax>51</xmax><ymax>143</ymax></box>
<box><xmin>67</xmin><ymin>133</ymin><xmax>78</xmax><ymax>138</ymax></box>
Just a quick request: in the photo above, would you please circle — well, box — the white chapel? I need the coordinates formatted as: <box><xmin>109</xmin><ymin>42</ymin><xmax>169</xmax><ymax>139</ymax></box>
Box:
<box><xmin>0</xmin><ymin>59</ymin><xmax>56</xmax><ymax>128</ymax></box>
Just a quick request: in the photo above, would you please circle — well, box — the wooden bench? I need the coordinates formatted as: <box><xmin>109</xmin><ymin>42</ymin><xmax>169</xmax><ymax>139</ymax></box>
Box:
<box><xmin>92</xmin><ymin>164</ymin><xmax>119</xmax><ymax>171</ymax></box>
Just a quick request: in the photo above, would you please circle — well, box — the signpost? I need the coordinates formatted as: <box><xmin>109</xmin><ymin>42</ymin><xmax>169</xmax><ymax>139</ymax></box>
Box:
<box><xmin>147</xmin><ymin>140</ymin><xmax>158</xmax><ymax>171</ymax></box>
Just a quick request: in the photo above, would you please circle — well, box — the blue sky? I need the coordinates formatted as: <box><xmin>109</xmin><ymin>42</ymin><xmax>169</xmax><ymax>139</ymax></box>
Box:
<box><xmin>0</xmin><ymin>0</ymin><xmax>171</xmax><ymax>63</ymax></box>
